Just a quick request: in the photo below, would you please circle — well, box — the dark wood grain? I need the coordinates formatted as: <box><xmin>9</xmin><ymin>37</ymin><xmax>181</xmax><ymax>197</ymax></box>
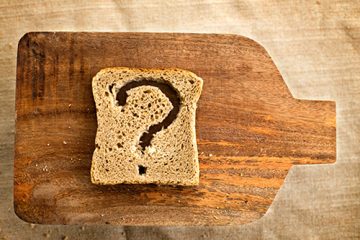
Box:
<box><xmin>14</xmin><ymin>32</ymin><xmax>336</xmax><ymax>226</ymax></box>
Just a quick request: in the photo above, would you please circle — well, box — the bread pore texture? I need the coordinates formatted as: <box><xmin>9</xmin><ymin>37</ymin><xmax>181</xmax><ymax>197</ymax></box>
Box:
<box><xmin>91</xmin><ymin>67</ymin><xmax>203</xmax><ymax>186</ymax></box>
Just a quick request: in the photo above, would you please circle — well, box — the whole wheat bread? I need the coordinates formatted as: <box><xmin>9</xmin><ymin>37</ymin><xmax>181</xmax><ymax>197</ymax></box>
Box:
<box><xmin>91</xmin><ymin>67</ymin><xmax>203</xmax><ymax>186</ymax></box>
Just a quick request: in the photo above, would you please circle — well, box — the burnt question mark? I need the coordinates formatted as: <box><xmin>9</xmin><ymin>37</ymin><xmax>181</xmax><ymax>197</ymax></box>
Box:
<box><xmin>115</xmin><ymin>78</ymin><xmax>180</xmax><ymax>152</ymax></box>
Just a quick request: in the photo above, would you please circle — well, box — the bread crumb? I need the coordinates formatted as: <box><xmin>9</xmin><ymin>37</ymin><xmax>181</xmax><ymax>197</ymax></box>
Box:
<box><xmin>35</xmin><ymin>163</ymin><xmax>38</xmax><ymax>167</ymax></box>
<box><xmin>209</xmin><ymin>153</ymin><xmax>213</xmax><ymax>157</ymax></box>
<box><xmin>47</xmin><ymin>143</ymin><xmax>50</xmax><ymax>146</ymax></box>
<box><xmin>68</xmin><ymin>104</ymin><xmax>72</xmax><ymax>108</ymax></box>
<box><xmin>100</xmin><ymin>214</ymin><xmax>105</xmax><ymax>217</ymax></box>
<box><xmin>240</xmin><ymin>173</ymin><xmax>244</xmax><ymax>177</ymax></box>
<box><xmin>62</xmin><ymin>236</ymin><xmax>69</xmax><ymax>240</ymax></box>
<box><xmin>202</xmin><ymin>232</ymin><xmax>209</xmax><ymax>238</ymax></box>
<box><xmin>30</xmin><ymin>223</ymin><xmax>36</xmax><ymax>229</ymax></box>
<box><xmin>80</xmin><ymin>226</ymin><xmax>85</xmax><ymax>231</ymax></box>
<box><xmin>213</xmin><ymin>215</ymin><xmax>218</xmax><ymax>219</ymax></box>
<box><xmin>42</xmin><ymin>166</ymin><xmax>48</xmax><ymax>172</ymax></box>
<box><xmin>68</xmin><ymin>126</ymin><xmax>71</xmax><ymax>129</ymax></box>
<box><xmin>43</xmin><ymin>233</ymin><xmax>50</xmax><ymax>238</ymax></box>
<box><xmin>63</xmin><ymin>140</ymin><xmax>67</xmax><ymax>145</ymax></box>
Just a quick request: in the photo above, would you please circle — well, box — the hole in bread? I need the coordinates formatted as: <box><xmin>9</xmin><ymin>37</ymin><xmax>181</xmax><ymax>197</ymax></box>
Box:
<box><xmin>95</xmin><ymin>144</ymin><xmax>100</xmax><ymax>149</ymax></box>
<box><xmin>105</xmin><ymin>92</ymin><xmax>109</xmax><ymax>96</ymax></box>
<box><xmin>189</xmin><ymin>80</ymin><xmax>194</xmax><ymax>84</ymax></box>
<box><xmin>108</xmin><ymin>148</ymin><xmax>112</xmax><ymax>152</ymax></box>
<box><xmin>138</xmin><ymin>165</ymin><xmax>147</xmax><ymax>175</ymax></box>
<box><xmin>117</xmin><ymin>143</ymin><xmax>122</xmax><ymax>148</ymax></box>
<box><xmin>144</xmin><ymin>90</ymin><xmax>151</xmax><ymax>93</ymax></box>
<box><xmin>109</xmin><ymin>83</ymin><xmax>115</xmax><ymax>93</ymax></box>
<box><xmin>105</xmin><ymin>168</ymin><xmax>109</xmax><ymax>172</ymax></box>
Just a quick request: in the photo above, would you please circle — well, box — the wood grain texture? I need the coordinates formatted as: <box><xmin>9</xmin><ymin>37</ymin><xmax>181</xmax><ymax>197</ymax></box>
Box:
<box><xmin>14</xmin><ymin>32</ymin><xmax>335</xmax><ymax>226</ymax></box>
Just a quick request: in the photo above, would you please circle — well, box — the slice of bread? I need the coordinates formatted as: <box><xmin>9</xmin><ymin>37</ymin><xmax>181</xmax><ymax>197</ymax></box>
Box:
<box><xmin>91</xmin><ymin>67</ymin><xmax>203</xmax><ymax>186</ymax></box>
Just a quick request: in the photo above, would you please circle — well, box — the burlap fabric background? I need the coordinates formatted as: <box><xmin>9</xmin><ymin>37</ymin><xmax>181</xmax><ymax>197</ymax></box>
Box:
<box><xmin>0</xmin><ymin>1</ymin><xmax>359</xmax><ymax>239</ymax></box>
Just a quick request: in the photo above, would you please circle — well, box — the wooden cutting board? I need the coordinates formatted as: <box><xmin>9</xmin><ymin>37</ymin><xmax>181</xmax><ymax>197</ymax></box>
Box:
<box><xmin>14</xmin><ymin>32</ymin><xmax>336</xmax><ymax>226</ymax></box>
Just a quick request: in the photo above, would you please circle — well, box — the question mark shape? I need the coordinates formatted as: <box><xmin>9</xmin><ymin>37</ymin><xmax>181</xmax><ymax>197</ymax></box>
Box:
<box><xmin>115</xmin><ymin>78</ymin><xmax>180</xmax><ymax>152</ymax></box>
